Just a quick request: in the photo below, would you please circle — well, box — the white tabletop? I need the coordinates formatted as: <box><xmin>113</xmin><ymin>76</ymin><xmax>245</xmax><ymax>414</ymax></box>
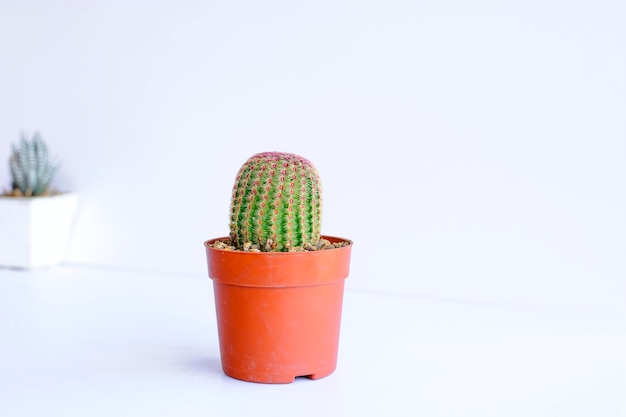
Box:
<box><xmin>1</xmin><ymin>265</ymin><xmax>624</xmax><ymax>417</ymax></box>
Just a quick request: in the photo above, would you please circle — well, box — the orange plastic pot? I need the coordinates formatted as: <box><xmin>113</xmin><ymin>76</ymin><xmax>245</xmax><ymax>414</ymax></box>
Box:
<box><xmin>204</xmin><ymin>236</ymin><xmax>353</xmax><ymax>383</ymax></box>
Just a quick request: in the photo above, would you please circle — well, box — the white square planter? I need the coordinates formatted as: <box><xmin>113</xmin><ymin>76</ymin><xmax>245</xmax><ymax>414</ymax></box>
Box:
<box><xmin>0</xmin><ymin>192</ymin><xmax>79</xmax><ymax>269</ymax></box>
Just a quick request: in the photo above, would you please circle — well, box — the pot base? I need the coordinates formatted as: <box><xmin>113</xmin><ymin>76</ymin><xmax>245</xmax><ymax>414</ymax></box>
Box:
<box><xmin>222</xmin><ymin>364</ymin><xmax>336</xmax><ymax>384</ymax></box>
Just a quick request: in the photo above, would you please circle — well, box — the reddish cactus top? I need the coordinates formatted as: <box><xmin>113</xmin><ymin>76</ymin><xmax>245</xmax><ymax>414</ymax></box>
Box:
<box><xmin>229</xmin><ymin>152</ymin><xmax>322</xmax><ymax>252</ymax></box>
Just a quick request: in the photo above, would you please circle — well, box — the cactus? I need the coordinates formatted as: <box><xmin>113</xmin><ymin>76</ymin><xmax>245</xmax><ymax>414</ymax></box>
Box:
<box><xmin>229</xmin><ymin>152</ymin><xmax>322</xmax><ymax>252</ymax></box>
<box><xmin>9</xmin><ymin>132</ymin><xmax>59</xmax><ymax>196</ymax></box>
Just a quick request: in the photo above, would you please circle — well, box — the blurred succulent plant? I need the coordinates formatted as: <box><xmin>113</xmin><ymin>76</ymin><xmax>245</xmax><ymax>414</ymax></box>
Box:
<box><xmin>229</xmin><ymin>152</ymin><xmax>322</xmax><ymax>252</ymax></box>
<box><xmin>9</xmin><ymin>132</ymin><xmax>60</xmax><ymax>196</ymax></box>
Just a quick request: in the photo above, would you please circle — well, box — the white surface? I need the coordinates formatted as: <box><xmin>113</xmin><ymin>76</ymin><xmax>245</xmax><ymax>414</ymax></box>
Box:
<box><xmin>0</xmin><ymin>1</ymin><xmax>624</xmax><ymax>311</ymax></box>
<box><xmin>1</xmin><ymin>265</ymin><xmax>625</xmax><ymax>416</ymax></box>
<box><xmin>0</xmin><ymin>193</ymin><xmax>78</xmax><ymax>268</ymax></box>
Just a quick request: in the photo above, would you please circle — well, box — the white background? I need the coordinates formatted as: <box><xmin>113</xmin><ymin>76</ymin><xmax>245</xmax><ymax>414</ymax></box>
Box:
<box><xmin>1</xmin><ymin>0</ymin><xmax>624</xmax><ymax>313</ymax></box>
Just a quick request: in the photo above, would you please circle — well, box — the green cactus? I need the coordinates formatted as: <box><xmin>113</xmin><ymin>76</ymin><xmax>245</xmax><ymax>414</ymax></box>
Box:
<box><xmin>9</xmin><ymin>132</ymin><xmax>59</xmax><ymax>196</ymax></box>
<box><xmin>229</xmin><ymin>152</ymin><xmax>322</xmax><ymax>252</ymax></box>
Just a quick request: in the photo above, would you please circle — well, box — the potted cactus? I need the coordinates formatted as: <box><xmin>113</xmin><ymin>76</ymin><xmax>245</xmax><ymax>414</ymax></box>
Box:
<box><xmin>0</xmin><ymin>132</ymin><xmax>78</xmax><ymax>269</ymax></box>
<box><xmin>204</xmin><ymin>152</ymin><xmax>353</xmax><ymax>383</ymax></box>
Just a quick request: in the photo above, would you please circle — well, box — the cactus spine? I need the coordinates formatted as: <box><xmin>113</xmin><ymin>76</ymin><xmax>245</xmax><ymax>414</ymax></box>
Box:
<box><xmin>229</xmin><ymin>152</ymin><xmax>322</xmax><ymax>252</ymax></box>
<box><xmin>9</xmin><ymin>132</ymin><xmax>59</xmax><ymax>196</ymax></box>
